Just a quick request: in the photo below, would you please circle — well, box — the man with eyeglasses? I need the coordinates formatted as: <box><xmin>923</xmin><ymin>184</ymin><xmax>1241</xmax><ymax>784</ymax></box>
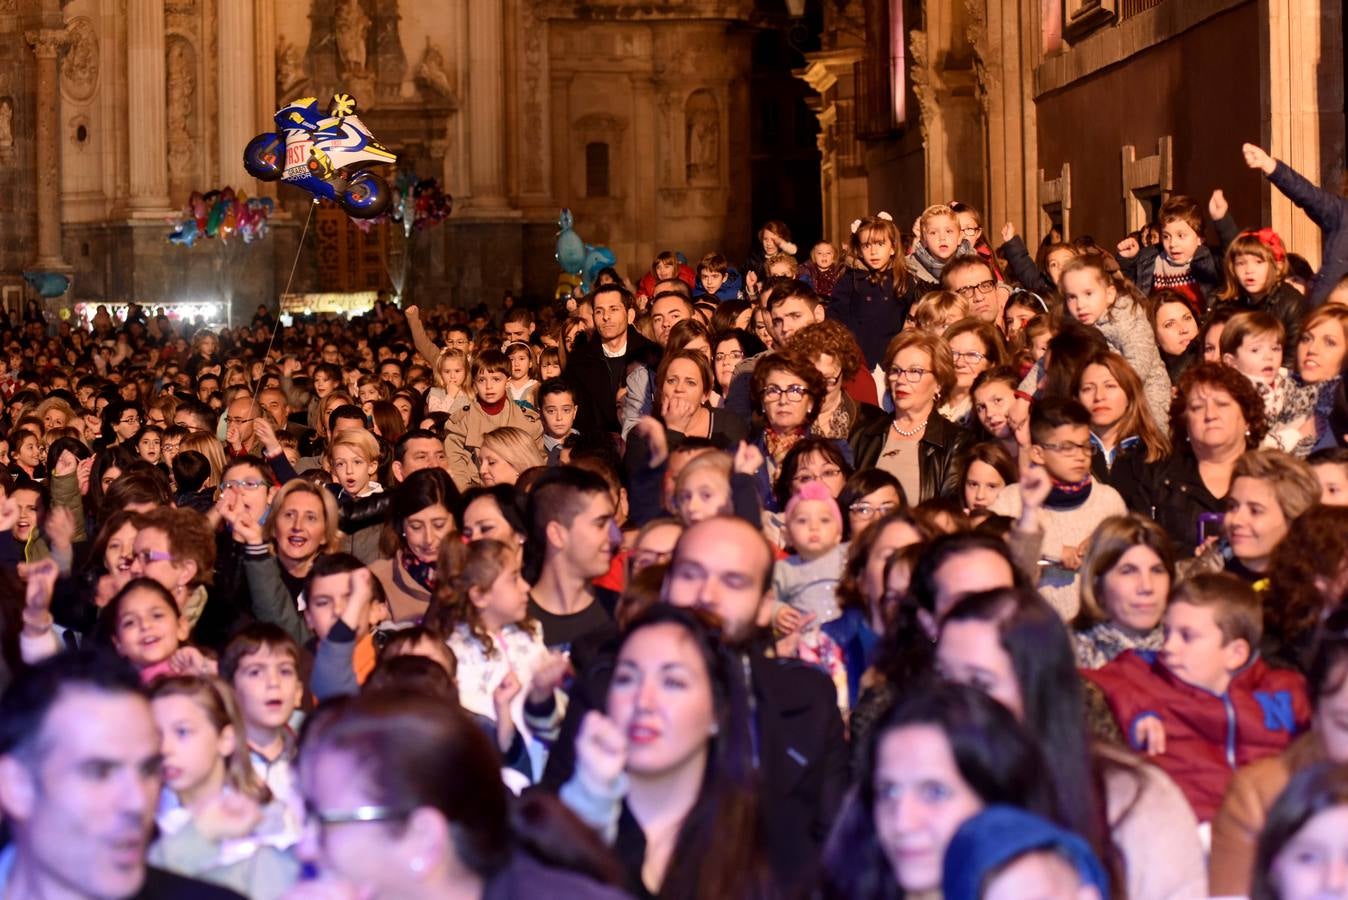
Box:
<box><xmin>986</xmin><ymin>398</ymin><xmax>1127</xmax><ymax>621</ymax></box>
<box><xmin>942</xmin><ymin>257</ymin><xmax>1010</xmax><ymax>329</ymax></box>
<box><xmin>225</xmin><ymin>395</ymin><xmax>265</xmax><ymax>457</ymax></box>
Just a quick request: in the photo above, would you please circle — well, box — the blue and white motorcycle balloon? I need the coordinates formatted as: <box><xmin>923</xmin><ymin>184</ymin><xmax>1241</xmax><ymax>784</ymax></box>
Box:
<box><xmin>243</xmin><ymin>93</ymin><xmax>396</xmax><ymax>219</ymax></box>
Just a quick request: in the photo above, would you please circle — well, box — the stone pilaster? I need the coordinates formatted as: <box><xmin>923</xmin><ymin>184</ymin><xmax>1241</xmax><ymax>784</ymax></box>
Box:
<box><xmin>25</xmin><ymin>28</ymin><xmax>67</xmax><ymax>269</ymax></box>
<box><xmin>126</xmin><ymin>0</ymin><xmax>170</xmax><ymax>213</ymax></box>
<box><xmin>463</xmin><ymin>0</ymin><xmax>511</xmax><ymax>213</ymax></box>
<box><xmin>217</xmin><ymin>0</ymin><xmax>257</xmax><ymax>188</ymax></box>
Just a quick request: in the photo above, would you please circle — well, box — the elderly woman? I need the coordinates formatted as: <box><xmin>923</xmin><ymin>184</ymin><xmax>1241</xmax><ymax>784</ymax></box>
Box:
<box><xmin>790</xmin><ymin>319</ymin><xmax>886</xmax><ymax>441</ymax></box>
<box><xmin>744</xmin><ymin>349</ymin><xmax>847</xmax><ymax>511</ymax></box>
<box><xmin>850</xmin><ymin>330</ymin><xmax>968</xmax><ymax>505</ymax></box>
<box><xmin>1122</xmin><ymin>361</ymin><xmax>1268</xmax><ymax>554</ymax></box>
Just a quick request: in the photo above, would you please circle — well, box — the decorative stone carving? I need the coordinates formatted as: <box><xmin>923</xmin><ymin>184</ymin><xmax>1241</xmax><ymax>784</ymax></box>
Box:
<box><xmin>165</xmin><ymin>37</ymin><xmax>195</xmax><ymax>184</ymax></box>
<box><xmin>519</xmin><ymin>0</ymin><xmax>549</xmax><ymax>194</ymax></box>
<box><xmin>908</xmin><ymin>29</ymin><xmax>935</xmax><ymax>146</ymax></box>
<box><xmin>25</xmin><ymin>29</ymin><xmax>68</xmax><ymax>61</ymax></box>
<box><xmin>0</xmin><ymin>98</ymin><xmax>12</xmax><ymax>150</ymax></box>
<box><xmin>276</xmin><ymin>35</ymin><xmax>308</xmax><ymax>101</ymax></box>
<box><xmin>963</xmin><ymin>0</ymin><xmax>994</xmax><ymax>114</ymax></box>
<box><xmin>685</xmin><ymin>90</ymin><xmax>719</xmax><ymax>184</ymax></box>
<box><xmin>414</xmin><ymin>39</ymin><xmax>452</xmax><ymax>101</ymax></box>
<box><xmin>61</xmin><ymin>17</ymin><xmax>99</xmax><ymax>104</ymax></box>
<box><xmin>335</xmin><ymin>0</ymin><xmax>371</xmax><ymax>76</ymax></box>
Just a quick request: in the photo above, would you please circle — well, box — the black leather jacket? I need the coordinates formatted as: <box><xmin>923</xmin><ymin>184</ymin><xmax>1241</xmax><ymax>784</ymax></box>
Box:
<box><xmin>848</xmin><ymin>407</ymin><xmax>970</xmax><ymax>504</ymax></box>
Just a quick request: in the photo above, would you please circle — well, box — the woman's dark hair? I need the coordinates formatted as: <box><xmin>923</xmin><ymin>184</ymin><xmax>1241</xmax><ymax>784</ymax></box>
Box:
<box><xmin>940</xmin><ymin>588</ymin><xmax>1113</xmax><ymax>880</ymax></box>
<box><xmin>1251</xmin><ymin>763</ymin><xmax>1348</xmax><ymax>900</ymax></box>
<box><xmin>819</xmin><ymin>682</ymin><xmax>1059</xmax><ymax>900</ymax></box>
<box><xmin>297</xmin><ymin>694</ymin><xmax>513</xmax><ymax>878</ymax></box>
<box><xmin>773</xmin><ymin>435</ymin><xmax>854</xmax><ymax>509</ymax></box>
<box><xmin>749</xmin><ymin>349</ymin><xmax>827</xmax><ymax>431</ymax></box>
<box><xmin>362</xmin><ymin>654</ymin><xmax>459</xmax><ymax>705</ymax></box>
<box><xmin>836</xmin><ymin>509</ymin><xmax>937</xmax><ymax>615</ymax></box>
<box><xmin>43</xmin><ymin>435</ymin><xmax>92</xmax><ymax>474</ymax></box>
<box><xmin>369</xmin><ymin>400</ymin><xmax>405</xmax><ymax>445</ymax></box>
<box><xmin>85</xmin><ymin>445</ymin><xmax>137</xmax><ymax>524</ymax></box>
<box><xmin>837</xmin><ymin>469</ymin><xmax>905</xmax><ymax>539</ymax></box>
<box><xmin>610</xmin><ymin>604</ymin><xmax>774</xmax><ymax>900</ymax></box>
<box><xmin>1307</xmin><ymin>627</ymin><xmax>1348</xmax><ymax>710</ymax></box>
<box><xmin>1170</xmin><ymin>361</ymin><xmax>1268</xmax><ymax>449</ymax></box>
<box><xmin>908</xmin><ymin>532</ymin><xmax>1026</xmax><ymax>618</ymax></box>
<box><xmin>1039</xmin><ymin>319</ymin><xmax>1110</xmax><ymax>401</ymax></box>
<box><xmin>381</xmin><ymin>467</ymin><xmax>460</xmax><ymax>558</ymax></box>
<box><xmin>99</xmin><ymin>399</ymin><xmax>142</xmax><ymax>447</ymax></box>
<box><xmin>455</xmin><ymin>483</ymin><xmax>527</xmax><ymax>539</ymax></box>
<box><xmin>1266</xmin><ymin>506</ymin><xmax>1348</xmax><ymax>665</ymax></box>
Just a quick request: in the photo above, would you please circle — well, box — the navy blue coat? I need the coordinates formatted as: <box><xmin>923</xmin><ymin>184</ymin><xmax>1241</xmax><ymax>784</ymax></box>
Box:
<box><xmin>827</xmin><ymin>268</ymin><xmax>922</xmax><ymax>369</ymax></box>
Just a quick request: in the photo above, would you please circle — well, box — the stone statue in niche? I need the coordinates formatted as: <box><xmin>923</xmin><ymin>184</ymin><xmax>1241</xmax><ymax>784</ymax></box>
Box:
<box><xmin>166</xmin><ymin>39</ymin><xmax>195</xmax><ymax>182</ymax></box>
<box><xmin>276</xmin><ymin>35</ymin><xmax>308</xmax><ymax>100</ymax></box>
<box><xmin>0</xmin><ymin>98</ymin><xmax>12</xmax><ymax>149</ymax></box>
<box><xmin>415</xmin><ymin>39</ymin><xmax>452</xmax><ymax>102</ymax></box>
<box><xmin>61</xmin><ymin>18</ymin><xmax>99</xmax><ymax>103</ymax></box>
<box><xmin>335</xmin><ymin>0</ymin><xmax>371</xmax><ymax>76</ymax></box>
<box><xmin>685</xmin><ymin>91</ymin><xmax>719</xmax><ymax>183</ymax></box>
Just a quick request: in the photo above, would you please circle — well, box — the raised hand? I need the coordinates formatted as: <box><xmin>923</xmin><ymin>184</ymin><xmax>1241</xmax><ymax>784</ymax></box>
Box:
<box><xmin>44</xmin><ymin>506</ymin><xmax>76</xmax><ymax>553</ymax></box>
<box><xmin>77</xmin><ymin>455</ymin><xmax>95</xmax><ymax>495</ymax></box>
<box><xmin>195</xmin><ymin>791</ymin><xmax>263</xmax><ymax>842</ymax></box>
<box><xmin>1242</xmin><ymin>142</ymin><xmax>1276</xmax><ymax>175</ymax></box>
<box><xmin>1000</xmin><ymin>222</ymin><xmax>1016</xmax><ymax>245</ymax></box>
<box><xmin>169</xmin><ymin>646</ymin><xmax>218</xmax><ymax>676</ymax></box>
<box><xmin>1116</xmin><ymin>236</ymin><xmax>1140</xmax><ymax>259</ymax></box>
<box><xmin>1208</xmin><ymin>188</ymin><xmax>1229</xmax><ymax>221</ymax></box>
<box><xmin>18</xmin><ymin>558</ymin><xmax>59</xmax><ymax>637</ymax></box>
<box><xmin>575</xmin><ymin>711</ymin><xmax>628</xmax><ymax>794</ymax></box>
<box><xmin>527</xmin><ymin>651</ymin><xmax>572</xmax><ymax>705</ymax></box>
<box><xmin>0</xmin><ymin>496</ymin><xmax>19</xmax><ymax>533</ymax></box>
<box><xmin>733</xmin><ymin>439</ymin><xmax>765</xmax><ymax>476</ymax></box>
<box><xmin>339</xmin><ymin>568</ymin><xmax>378</xmax><ymax>634</ymax></box>
<box><xmin>253</xmin><ymin>415</ymin><xmax>282</xmax><ymax>456</ymax></box>
<box><xmin>632</xmin><ymin>416</ymin><xmax>669</xmax><ymax>469</ymax></box>
<box><xmin>53</xmin><ymin>449</ymin><xmax>78</xmax><ymax>479</ymax></box>
<box><xmin>1018</xmin><ymin>460</ymin><xmax>1052</xmax><ymax>512</ymax></box>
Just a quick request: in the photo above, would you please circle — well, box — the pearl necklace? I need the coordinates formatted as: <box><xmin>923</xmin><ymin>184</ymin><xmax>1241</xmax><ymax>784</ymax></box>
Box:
<box><xmin>892</xmin><ymin>418</ymin><xmax>927</xmax><ymax>437</ymax></box>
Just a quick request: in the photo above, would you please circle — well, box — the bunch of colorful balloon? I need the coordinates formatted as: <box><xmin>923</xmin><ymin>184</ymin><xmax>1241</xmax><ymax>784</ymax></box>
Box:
<box><xmin>167</xmin><ymin>188</ymin><xmax>276</xmax><ymax>247</ymax></box>
<box><xmin>351</xmin><ymin>171</ymin><xmax>453</xmax><ymax>235</ymax></box>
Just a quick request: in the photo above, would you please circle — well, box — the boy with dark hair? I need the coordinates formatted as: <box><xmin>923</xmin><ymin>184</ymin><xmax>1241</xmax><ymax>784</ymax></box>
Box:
<box><xmin>988</xmin><ymin>397</ymin><xmax>1126</xmax><ymax>620</ymax></box>
<box><xmin>1084</xmin><ymin>572</ymin><xmax>1310</xmax><ymax>821</ymax></box>
<box><xmin>1117</xmin><ymin>192</ymin><xmax>1236</xmax><ymax>312</ymax></box>
<box><xmin>538</xmin><ymin>378</ymin><xmax>580</xmax><ymax>463</ymax></box>
<box><xmin>697</xmin><ymin>251</ymin><xmax>743</xmax><ymax>301</ymax></box>
<box><xmin>171</xmin><ymin>449</ymin><xmax>214</xmax><ymax>511</ymax></box>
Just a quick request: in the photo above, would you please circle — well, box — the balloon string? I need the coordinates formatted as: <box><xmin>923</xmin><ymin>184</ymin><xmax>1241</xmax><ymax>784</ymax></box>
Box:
<box><xmin>252</xmin><ymin>199</ymin><xmax>317</xmax><ymax>406</ymax></box>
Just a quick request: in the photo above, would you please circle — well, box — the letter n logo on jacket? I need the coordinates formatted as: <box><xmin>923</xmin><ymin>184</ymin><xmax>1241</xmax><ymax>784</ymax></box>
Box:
<box><xmin>1254</xmin><ymin>691</ymin><xmax>1295</xmax><ymax>732</ymax></box>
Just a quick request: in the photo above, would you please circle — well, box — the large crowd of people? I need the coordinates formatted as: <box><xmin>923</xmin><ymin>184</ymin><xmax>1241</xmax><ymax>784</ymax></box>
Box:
<box><xmin>4</xmin><ymin>142</ymin><xmax>1348</xmax><ymax>899</ymax></box>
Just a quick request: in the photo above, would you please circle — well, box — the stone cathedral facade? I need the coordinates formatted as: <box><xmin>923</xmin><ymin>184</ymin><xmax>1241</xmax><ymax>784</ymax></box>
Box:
<box><xmin>0</xmin><ymin>0</ymin><xmax>760</xmax><ymax>322</ymax></box>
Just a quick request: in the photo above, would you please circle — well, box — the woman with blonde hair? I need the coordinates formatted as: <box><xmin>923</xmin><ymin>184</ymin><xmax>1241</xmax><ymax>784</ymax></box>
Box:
<box><xmin>178</xmin><ymin>430</ymin><xmax>226</xmax><ymax>488</ymax></box>
<box><xmin>477</xmin><ymin>425</ymin><xmax>545</xmax><ymax>487</ymax></box>
<box><xmin>1072</xmin><ymin>514</ymin><xmax>1177</xmax><ymax>669</ymax></box>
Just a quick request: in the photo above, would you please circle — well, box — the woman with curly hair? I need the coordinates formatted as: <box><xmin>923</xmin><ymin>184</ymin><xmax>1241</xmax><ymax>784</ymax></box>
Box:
<box><xmin>1263</xmin><ymin>505</ymin><xmax>1348</xmax><ymax>668</ymax></box>
<box><xmin>1120</xmin><ymin>361</ymin><xmax>1268</xmax><ymax>553</ymax></box>
<box><xmin>790</xmin><ymin>318</ymin><xmax>886</xmax><ymax>441</ymax></box>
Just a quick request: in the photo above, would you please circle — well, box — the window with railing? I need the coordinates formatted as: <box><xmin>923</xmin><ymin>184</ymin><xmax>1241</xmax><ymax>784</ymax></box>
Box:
<box><xmin>1120</xmin><ymin>0</ymin><xmax>1164</xmax><ymax>19</ymax></box>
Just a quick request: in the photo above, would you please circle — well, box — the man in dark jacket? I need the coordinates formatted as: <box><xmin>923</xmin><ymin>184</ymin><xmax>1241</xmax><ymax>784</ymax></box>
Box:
<box><xmin>565</xmin><ymin>284</ymin><xmax>660</xmax><ymax>435</ymax></box>
<box><xmin>0</xmin><ymin>651</ymin><xmax>246</xmax><ymax>899</ymax></box>
<box><xmin>541</xmin><ymin>516</ymin><xmax>848</xmax><ymax>885</ymax></box>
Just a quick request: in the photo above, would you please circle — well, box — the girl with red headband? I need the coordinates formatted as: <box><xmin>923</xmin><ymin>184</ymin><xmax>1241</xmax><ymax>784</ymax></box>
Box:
<box><xmin>1217</xmin><ymin>227</ymin><xmax>1307</xmax><ymax>364</ymax></box>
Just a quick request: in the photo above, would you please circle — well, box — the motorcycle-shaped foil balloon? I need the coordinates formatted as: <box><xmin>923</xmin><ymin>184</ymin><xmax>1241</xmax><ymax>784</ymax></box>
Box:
<box><xmin>242</xmin><ymin>93</ymin><xmax>396</xmax><ymax>219</ymax></box>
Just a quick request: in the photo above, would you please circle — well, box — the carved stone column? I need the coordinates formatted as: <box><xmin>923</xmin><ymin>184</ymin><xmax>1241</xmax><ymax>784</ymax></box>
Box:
<box><xmin>218</xmin><ymin>0</ymin><xmax>258</xmax><ymax>187</ymax></box>
<box><xmin>252</xmin><ymin>0</ymin><xmax>277</xmax><ymax>198</ymax></box>
<box><xmin>26</xmin><ymin>28</ymin><xmax>68</xmax><ymax>268</ymax></box>
<box><xmin>464</xmin><ymin>0</ymin><xmax>510</xmax><ymax>212</ymax></box>
<box><xmin>126</xmin><ymin>0</ymin><xmax>170</xmax><ymax>212</ymax></box>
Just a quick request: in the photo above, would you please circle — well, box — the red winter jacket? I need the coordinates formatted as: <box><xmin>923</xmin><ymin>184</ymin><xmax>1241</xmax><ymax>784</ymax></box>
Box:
<box><xmin>637</xmin><ymin>264</ymin><xmax>697</xmax><ymax>301</ymax></box>
<box><xmin>1082</xmin><ymin>649</ymin><xmax>1309</xmax><ymax>822</ymax></box>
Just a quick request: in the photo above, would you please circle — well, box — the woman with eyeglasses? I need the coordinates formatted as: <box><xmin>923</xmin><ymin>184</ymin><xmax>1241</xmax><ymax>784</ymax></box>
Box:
<box><xmin>293</xmin><ymin>692</ymin><xmax>627</xmax><ymax>900</ymax></box>
<box><xmin>837</xmin><ymin>469</ymin><xmax>905</xmax><ymax>539</ymax></box>
<box><xmin>789</xmin><ymin>318</ymin><xmax>886</xmax><ymax>442</ymax></box>
<box><xmin>740</xmin><ymin>349</ymin><xmax>848</xmax><ymax>513</ymax></box>
<box><xmin>939</xmin><ymin>317</ymin><xmax>1009</xmax><ymax>426</ymax></box>
<box><xmin>850</xmin><ymin>330</ymin><xmax>969</xmax><ymax>506</ymax></box>
<box><xmin>708</xmin><ymin>328</ymin><xmax>763</xmax><ymax>406</ymax></box>
<box><xmin>99</xmin><ymin>398</ymin><xmax>143</xmax><ymax>450</ymax></box>
<box><xmin>1212</xmin><ymin>627</ymin><xmax>1348</xmax><ymax>896</ymax></box>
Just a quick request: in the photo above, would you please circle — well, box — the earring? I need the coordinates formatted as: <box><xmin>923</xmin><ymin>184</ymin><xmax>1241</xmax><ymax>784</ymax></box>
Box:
<box><xmin>709</xmin><ymin>723</ymin><xmax>720</xmax><ymax>737</ymax></box>
<box><xmin>410</xmin><ymin>858</ymin><xmax>425</xmax><ymax>874</ymax></box>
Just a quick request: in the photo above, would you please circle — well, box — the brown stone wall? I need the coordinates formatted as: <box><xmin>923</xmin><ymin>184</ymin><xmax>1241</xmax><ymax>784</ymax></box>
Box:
<box><xmin>1034</xmin><ymin>2</ymin><xmax>1261</xmax><ymax>245</ymax></box>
